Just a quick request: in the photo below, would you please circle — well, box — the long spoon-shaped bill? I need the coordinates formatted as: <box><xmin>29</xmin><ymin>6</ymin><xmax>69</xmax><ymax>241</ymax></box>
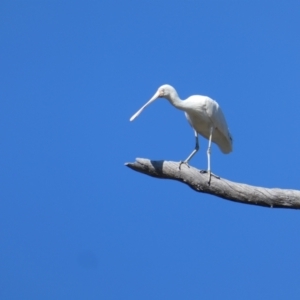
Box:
<box><xmin>130</xmin><ymin>91</ymin><xmax>160</xmax><ymax>121</ymax></box>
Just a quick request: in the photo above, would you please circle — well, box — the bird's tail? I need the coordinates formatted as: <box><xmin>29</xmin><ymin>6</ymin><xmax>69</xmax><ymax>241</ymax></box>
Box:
<box><xmin>216</xmin><ymin>130</ymin><xmax>233</xmax><ymax>154</ymax></box>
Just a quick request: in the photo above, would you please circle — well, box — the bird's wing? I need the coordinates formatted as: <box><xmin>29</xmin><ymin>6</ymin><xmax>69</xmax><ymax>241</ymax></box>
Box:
<box><xmin>185</xmin><ymin>112</ymin><xmax>199</xmax><ymax>137</ymax></box>
<box><xmin>184</xmin><ymin>112</ymin><xmax>193</xmax><ymax>127</ymax></box>
<box><xmin>205</xmin><ymin>98</ymin><xmax>233</xmax><ymax>152</ymax></box>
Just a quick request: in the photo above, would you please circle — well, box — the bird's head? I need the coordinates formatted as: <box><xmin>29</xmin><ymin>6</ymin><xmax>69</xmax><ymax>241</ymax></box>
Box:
<box><xmin>130</xmin><ymin>84</ymin><xmax>176</xmax><ymax>121</ymax></box>
<box><xmin>157</xmin><ymin>84</ymin><xmax>177</xmax><ymax>100</ymax></box>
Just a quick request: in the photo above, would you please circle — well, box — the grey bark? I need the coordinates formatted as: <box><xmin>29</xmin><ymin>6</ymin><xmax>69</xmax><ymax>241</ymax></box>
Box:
<box><xmin>125</xmin><ymin>158</ymin><xmax>300</xmax><ymax>209</ymax></box>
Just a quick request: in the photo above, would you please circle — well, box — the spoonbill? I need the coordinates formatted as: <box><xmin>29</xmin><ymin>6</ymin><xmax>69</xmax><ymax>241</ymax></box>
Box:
<box><xmin>130</xmin><ymin>84</ymin><xmax>232</xmax><ymax>183</ymax></box>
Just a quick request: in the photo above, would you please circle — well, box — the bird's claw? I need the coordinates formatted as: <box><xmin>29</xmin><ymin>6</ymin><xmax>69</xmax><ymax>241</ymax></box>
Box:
<box><xmin>200</xmin><ymin>170</ymin><xmax>220</xmax><ymax>178</ymax></box>
<box><xmin>200</xmin><ymin>170</ymin><xmax>220</xmax><ymax>185</ymax></box>
<box><xmin>179</xmin><ymin>160</ymin><xmax>190</xmax><ymax>170</ymax></box>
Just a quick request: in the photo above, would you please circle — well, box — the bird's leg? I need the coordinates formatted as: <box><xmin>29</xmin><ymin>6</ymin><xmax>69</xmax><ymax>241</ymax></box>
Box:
<box><xmin>207</xmin><ymin>126</ymin><xmax>213</xmax><ymax>179</ymax></box>
<box><xmin>179</xmin><ymin>130</ymin><xmax>199</xmax><ymax>170</ymax></box>
<box><xmin>200</xmin><ymin>127</ymin><xmax>220</xmax><ymax>184</ymax></box>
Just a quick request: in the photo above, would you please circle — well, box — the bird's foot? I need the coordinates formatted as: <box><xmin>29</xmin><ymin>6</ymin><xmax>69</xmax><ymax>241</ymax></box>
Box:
<box><xmin>200</xmin><ymin>170</ymin><xmax>220</xmax><ymax>185</ymax></box>
<box><xmin>179</xmin><ymin>160</ymin><xmax>190</xmax><ymax>170</ymax></box>
<box><xmin>200</xmin><ymin>170</ymin><xmax>220</xmax><ymax>179</ymax></box>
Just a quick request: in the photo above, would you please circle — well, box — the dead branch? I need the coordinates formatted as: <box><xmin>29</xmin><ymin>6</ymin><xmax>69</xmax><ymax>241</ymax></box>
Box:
<box><xmin>125</xmin><ymin>158</ymin><xmax>300</xmax><ymax>209</ymax></box>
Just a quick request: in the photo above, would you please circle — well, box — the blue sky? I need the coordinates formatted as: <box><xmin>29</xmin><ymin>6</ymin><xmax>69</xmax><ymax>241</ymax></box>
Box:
<box><xmin>1</xmin><ymin>1</ymin><xmax>300</xmax><ymax>299</ymax></box>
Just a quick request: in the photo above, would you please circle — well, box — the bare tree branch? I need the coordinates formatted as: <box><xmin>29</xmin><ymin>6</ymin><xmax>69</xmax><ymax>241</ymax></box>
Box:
<box><xmin>125</xmin><ymin>158</ymin><xmax>300</xmax><ymax>209</ymax></box>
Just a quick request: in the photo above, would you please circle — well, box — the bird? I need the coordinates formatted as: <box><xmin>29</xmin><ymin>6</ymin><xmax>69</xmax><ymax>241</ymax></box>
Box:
<box><xmin>130</xmin><ymin>84</ymin><xmax>232</xmax><ymax>184</ymax></box>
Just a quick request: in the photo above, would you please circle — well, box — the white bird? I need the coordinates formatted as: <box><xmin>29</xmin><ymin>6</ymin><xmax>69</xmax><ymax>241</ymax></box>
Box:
<box><xmin>130</xmin><ymin>84</ymin><xmax>232</xmax><ymax>183</ymax></box>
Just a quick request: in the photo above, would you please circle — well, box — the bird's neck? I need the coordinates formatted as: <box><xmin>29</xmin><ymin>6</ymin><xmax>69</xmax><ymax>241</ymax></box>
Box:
<box><xmin>165</xmin><ymin>93</ymin><xmax>185</xmax><ymax>110</ymax></box>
